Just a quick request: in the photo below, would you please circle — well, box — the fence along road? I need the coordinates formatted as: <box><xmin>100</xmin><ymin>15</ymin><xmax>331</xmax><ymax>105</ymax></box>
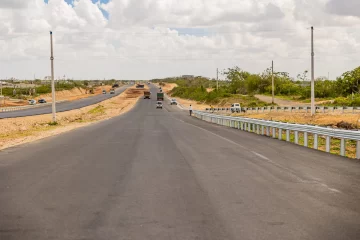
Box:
<box><xmin>207</xmin><ymin>105</ymin><xmax>360</xmax><ymax>114</ymax></box>
<box><xmin>0</xmin><ymin>85</ymin><xmax>129</xmax><ymax>119</ymax></box>
<box><xmin>194</xmin><ymin>110</ymin><xmax>360</xmax><ymax>159</ymax></box>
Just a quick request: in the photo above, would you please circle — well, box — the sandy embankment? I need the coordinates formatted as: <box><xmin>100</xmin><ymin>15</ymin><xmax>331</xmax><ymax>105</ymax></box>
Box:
<box><xmin>0</xmin><ymin>86</ymin><xmax>146</xmax><ymax>150</ymax></box>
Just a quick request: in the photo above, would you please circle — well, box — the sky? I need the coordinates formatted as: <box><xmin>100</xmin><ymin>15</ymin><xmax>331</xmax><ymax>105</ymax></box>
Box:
<box><xmin>0</xmin><ymin>0</ymin><xmax>360</xmax><ymax>80</ymax></box>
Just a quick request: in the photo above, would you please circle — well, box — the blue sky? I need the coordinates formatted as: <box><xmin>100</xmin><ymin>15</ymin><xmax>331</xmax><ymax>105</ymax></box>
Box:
<box><xmin>44</xmin><ymin>0</ymin><xmax>109</xmax><ymax>18</ymax></box>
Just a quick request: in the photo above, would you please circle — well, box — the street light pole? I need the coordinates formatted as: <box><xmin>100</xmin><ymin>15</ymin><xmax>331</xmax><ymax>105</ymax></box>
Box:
<box><xmin>311</xmin><ymin>26</ymin><xmax>315</xmax><ymax>116</ymax></box>
<box><xmin>216</xmin><ymin>68</ymin><xmax>219</xmax><ymax>91</ymax></box>
<box><xmin>272</xmin><ymin>60</ymin><xmax>274</xmax><ymax>104</ymax></box>
<box><xmin>50</xmin><ymin>31</ymin><xmax>56</xmax><ymax>122</ymax></box>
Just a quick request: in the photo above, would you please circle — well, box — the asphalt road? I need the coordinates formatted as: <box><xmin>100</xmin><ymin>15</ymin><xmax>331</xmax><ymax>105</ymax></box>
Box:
<box><xmin>1</xmin><ymin>85</ymin><xmax>360</xmax><ymax>240</ymax></box>
<box><xmin>0</xmin><ymin>86</ymin><xmax>129</xmax><ymax>119</ymax></box>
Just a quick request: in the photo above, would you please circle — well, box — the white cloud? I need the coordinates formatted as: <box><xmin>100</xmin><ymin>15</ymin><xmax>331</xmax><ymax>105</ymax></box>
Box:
<box><xmin>0</xmin><ymin>0</ymin><xmax>360</xmax><ymax>80</ymax></box>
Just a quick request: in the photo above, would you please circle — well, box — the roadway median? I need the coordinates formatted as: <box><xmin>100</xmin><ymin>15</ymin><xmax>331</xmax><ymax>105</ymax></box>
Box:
<box><xmin>0</xmin><ymin>85</ymin><xmax>147</xmax><ymax>150</ymax></box>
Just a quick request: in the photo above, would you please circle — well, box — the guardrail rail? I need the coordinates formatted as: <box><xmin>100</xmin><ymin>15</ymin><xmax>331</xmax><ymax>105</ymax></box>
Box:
<box><xmin>194</xmin><ymin>110</ymin><xmax>360</xmax><ymax>159</ymax></box>
<box><xmin>0</xmin><ymin>100</ymin><xmax>67</xmax><ymax>113</ymax></box>
<box><xmin>205</xmin><ymin>106</ymin><xmax>360</xmax><ymax>114</ymax></box>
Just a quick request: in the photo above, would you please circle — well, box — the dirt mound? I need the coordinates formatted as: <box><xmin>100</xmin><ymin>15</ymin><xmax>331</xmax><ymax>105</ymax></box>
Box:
<box><xmin>37</xmin><ymin>87</ymin><xmax>86</xmax><ymax>101</ymax></box>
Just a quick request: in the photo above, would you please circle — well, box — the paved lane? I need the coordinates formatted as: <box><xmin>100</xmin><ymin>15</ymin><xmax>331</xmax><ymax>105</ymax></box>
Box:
<box><xmin>0</xmin><ymin>86</ymin><xmax>129</xmax><ymax>119</ymax></box>
<box><xmin>0</xmin><ymin>86</ymin><xmax>359</xmax><ymax>240</ymax></box>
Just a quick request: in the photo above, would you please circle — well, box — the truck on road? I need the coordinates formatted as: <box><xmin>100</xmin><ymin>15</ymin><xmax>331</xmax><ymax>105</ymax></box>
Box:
<box><xmin>157</xmin><ymin>92</ymin><xmax>164</xmax><ymax>101</ymax></box>
<box><xmin>144</xmin><ymin>91</ymin><xmax>151</xmax><ymax>99</ymax></box>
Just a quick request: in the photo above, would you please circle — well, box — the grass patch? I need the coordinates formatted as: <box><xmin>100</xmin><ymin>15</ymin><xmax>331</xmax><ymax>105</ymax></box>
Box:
<box><xmin>88</xmin><ymin>105</ymin><xmax>105</xmax><ymax>115</ymax></box>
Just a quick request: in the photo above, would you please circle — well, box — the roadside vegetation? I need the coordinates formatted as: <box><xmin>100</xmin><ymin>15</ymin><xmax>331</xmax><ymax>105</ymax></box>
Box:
<box><xmin>153</xmin><ymin>65</ymin><xmax>360</xmax><ymax>107</ymax></box>
<box><xmin>1</xmin><ymin>79</ymin><xmax>121</xmax><ymax>99</ymax></box>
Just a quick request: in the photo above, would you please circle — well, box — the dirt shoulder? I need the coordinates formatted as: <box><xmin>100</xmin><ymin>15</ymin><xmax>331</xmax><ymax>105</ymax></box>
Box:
<box><xmin>255</xmin><ymin>95</ymin><xmax>310</xmax><ymax>106</ymax></box>
<box><xmin>0</xmin><ymin>85</ymin><xmax>146</xmax><ymax>150</ymax></box>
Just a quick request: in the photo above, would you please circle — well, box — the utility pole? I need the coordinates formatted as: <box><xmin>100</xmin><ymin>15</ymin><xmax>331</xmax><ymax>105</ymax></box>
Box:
<box><xmin>216</xmin><ymin>68</ymin><xmax>219</xmax><ymax>91</ymax></box>
<box><xmin>271</xmin><ymin>60</ymin><xmax>274</xmax><ymax>104</ymax></box>
<box><xmin>311</xmin><ymin>26</ymin><xmax>315</xmax><ymax>116</ymax></box>
<box><xmin>50</xmin><ymin>31</ymin><xmax>56</xmax><ymax>122</ymax></box>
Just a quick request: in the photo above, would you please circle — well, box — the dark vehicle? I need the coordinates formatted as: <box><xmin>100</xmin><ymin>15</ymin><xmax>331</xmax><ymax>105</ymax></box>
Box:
<box><xmin>38</xmin><ymin>99</ymin><xmax>47</xmax><ymax>104</ymax></box>
<box><xmin>144</xmin><ymin>91</ymin><xmax>151</xmax><ymax>99</ymax></box>
<box><xmin>102</xmin><ymin>90</ymin><xmax>106</xmax><ymax>94</ymax></box>
<box><xmin>136</xmin><ymin>84</ymin><xmax>145</xmax><ymax>88</ymax></box>
<box><xmin>112</xmin><ymin>84</ymin><xmax>119</xmax><ymax>88</ymax></box>
<box><xmin>157</xmin><ymin>92</ymin><xmax>164</xmax><ymax>101</ymax></box>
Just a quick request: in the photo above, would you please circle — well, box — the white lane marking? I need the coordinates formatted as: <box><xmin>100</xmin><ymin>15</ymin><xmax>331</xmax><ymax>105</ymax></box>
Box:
<box><xmin>318</xmin><ymin>183</ymin><xmax>341</xmax><ymax>193</ymax></box>
<box><xmin>251</xmin><ymin>151</ymin><xmax>270</xmax><ymax>161</ymax></box>
<box><xmin>177</xmin><ymin>119</ymin><xmax>246</xmax><ymax>149</ymax></box>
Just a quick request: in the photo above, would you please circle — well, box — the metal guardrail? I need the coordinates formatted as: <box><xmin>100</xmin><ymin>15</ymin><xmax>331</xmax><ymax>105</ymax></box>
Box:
<box><xmin>205</xmin><ymin>106</ymin><xmax>360</xmax><ymax>114</ymax></box>
<box><xmin>0</xmin><ymin>101</ymin><xmax>67</xmax><ymax>113</ymax></box>
<box><xmin>194</xmin><ymin>111</ymin><xmax>360</xmax><ymax>159</ymax></box>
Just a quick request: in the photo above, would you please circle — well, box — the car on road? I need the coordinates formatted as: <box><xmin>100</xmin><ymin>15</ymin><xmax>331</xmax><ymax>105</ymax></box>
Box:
<box><xmin>102</xmin><ymin>90</ymin><xmax>106</xmax><ymax>94</ymax></box>
<box><xmin>28</xmin><ymin>99</ymin><xmax>36</xmax><ymax>105</ymax></box>
<box><xmin>38</xmin><ymin>99</ymin><xmax>47</xmax><ymax>104</ymax></box>
<box><xmin>112</xmin><ymin>84</ymin><xmax>119</xmax><ymax>88</ymax></box>
<box><xmin>170</xmin><ymin>99</ymin><xmax>177</xmax><ymax>105</ymax></box>
<box><xmin>156</xmin><ymin>101</ymin><xmax>163</xmax><ymax>109</ymax></box>
<box><xmin>110</xmin><ymin>89</ymin><xmax>115</xmax><ymax>94</ymax></box>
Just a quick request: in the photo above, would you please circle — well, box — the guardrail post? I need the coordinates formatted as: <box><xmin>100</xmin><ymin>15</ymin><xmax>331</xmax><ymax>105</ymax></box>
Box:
<box><xmin>266</xmin><ymin>127</ymin><xmax>270</xmax><ymax>136</ymax></box>
<box><xmin>322</xmin><ymin>107</ymin><xmax>325</xmax><ymax>113</ymax></box>
<box><xmin>356</xmin><ymin>141</ymin><xmax>360</xmax><ymax>159</ymax></box>
<box><xmin>286</xmin><ymin>130</ymin><xmax>290</xmax><ymax>141</ymax></box>
<box><xmin>261</xmin><ymin>126</ymin><xmax>264</xmax><ymax>135</ymax></box>
<box><xmin>340</xmin><ymin>139</ymin><xmax>346</xmax><ymax>157</ymax></box>
<box><xmin>304</xmin><ymin>132</ymin><xmax>308</xmax><ymax>147</ymax></box>
<box><xmin>237</xmin><ymin>121</ymin><xmax>240</xmax><ymax>129</ymax></box>
<box><xmin>294</xmin><ymin>131</ymin><xmax>299</xmax><ymax>144</ymax></box>
<box><xmin>326</xmin><ymin>136</ymin><xmax>331</xmax><ymax>153</ymax></box>
<box><xmin>272</xmin><ymin>128</ymin><xmax>276</xmax><ymax>138</ymax></box>
<box><xmin>314</xmin><ymin>134</ymin><xmax>318</xmax><ymax>150</ymax></box>
<box><xmin>252</xmin><ymin>123</ymin><xmax>255</xmax><ymax>132</ymax></box>
<box><xmin>278</xmin><ymin>129</ymin><xmax>282</xmax><ymax>140</ymax></box>
<box><xmin>257</xmin><ymin>125</ymin><xmax>260</xmax><ymax>134</ymax></box>
<box><xmin>248</xmin><ymin>123</ymin><xmax>251</xmax><ymax>132</ymax></box>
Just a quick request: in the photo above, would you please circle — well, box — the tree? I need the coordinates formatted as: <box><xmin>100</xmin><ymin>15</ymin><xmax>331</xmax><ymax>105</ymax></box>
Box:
<box><xmin>338</xmin><ymin>66</ymin><xmax>360</xmax><ymax>95</ymax></box>
<box><xmin>297</xmin><ymin>70</ymin><xmax>309</xmax><ymax>81</ymax></box>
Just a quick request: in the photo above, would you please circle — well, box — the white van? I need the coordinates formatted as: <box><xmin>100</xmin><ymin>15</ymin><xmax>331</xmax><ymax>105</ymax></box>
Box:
<box><xmin>230</xmin><ymin>103</ymin><xmax>241</xmax><ymax>113</ymax></box>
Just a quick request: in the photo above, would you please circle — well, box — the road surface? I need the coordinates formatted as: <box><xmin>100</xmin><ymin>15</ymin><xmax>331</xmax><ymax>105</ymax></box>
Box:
<box><xmin>0</xmin><ymin>86</ymin><xmax>129</xmax><ymax>119</ymax></box>
<box><xmin>1</xmin><ymin>85</ymin><xmax>360</xmax><ymax>240</ymax></box>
